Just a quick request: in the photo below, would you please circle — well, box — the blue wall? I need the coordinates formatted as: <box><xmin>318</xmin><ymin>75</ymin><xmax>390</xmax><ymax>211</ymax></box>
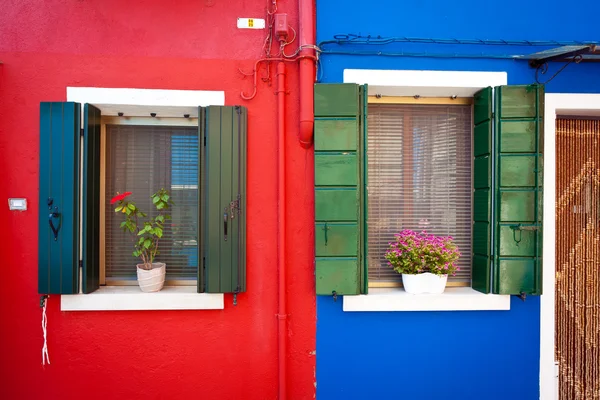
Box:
<box><xmin>315</xmin><ymin>1</ymin><xmax>600</xmax><ymax>399</ymax></box>
<box><xmin>318</xmin><ymin>297</ymin><xmax>540</xmax><ymax>399</ymax></box>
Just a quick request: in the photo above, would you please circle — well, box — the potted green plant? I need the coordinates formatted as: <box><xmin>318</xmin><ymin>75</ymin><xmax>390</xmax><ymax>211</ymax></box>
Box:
<box><xmin>385</xmin><ymin>229</ymin><xmax>461</xmax><ymax>294</ymax></box>
<box><xmin>111</xmin><ymin>189</ymin><xmax>173</xmax><ymax>292</ymax></box>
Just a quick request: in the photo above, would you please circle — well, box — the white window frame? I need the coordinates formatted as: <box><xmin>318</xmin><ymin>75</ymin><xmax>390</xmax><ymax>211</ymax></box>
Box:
<box><xmin>342</xmin><ymin>69</ymin><xmax>510</xmax><ymax>312</ymax></box>
<box><xmin>61</xmin><ymin>87</ymin><xmax>225</xmax><ymax>311</ymax></box>
<box><xmin>540</xmin><ymin>93</ymin><xmax>600</xmax><ymax>400</ymax></box>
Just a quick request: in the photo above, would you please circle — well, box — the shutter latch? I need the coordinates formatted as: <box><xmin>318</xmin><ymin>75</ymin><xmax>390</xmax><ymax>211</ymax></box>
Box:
<box><xmin>332</xmin><ymin>291</ymin><xmax>338</xmax><ymax>302</ymax></box>
<box><xmin>48</xmin><ymin>206</ymin><xmax>60</xmax><ymax>241</ymax></box>
<box><xmin>509</xmin><ymin>224</ymin><xmax>539</xmax><ymax>245</ymax></box>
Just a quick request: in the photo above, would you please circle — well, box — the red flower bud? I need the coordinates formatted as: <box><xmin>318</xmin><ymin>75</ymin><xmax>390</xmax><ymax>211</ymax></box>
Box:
<box><xmin>111</xmin><ymin>192</ymin><xmax>132</xmax><ymax>204</ymax></box>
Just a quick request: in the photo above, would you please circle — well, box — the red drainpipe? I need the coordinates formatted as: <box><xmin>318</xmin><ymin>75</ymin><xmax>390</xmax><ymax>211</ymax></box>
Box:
<box><xmin>298</xmin><ymin>0</ymin><xmax>316</xmax><ymax>148</ymax></box>
<box><xmin>276</xmin><ymin>1</ymin><xmax>315</xmax><ymax>398</ymax></box>
<box><xmin>276</xmin><ymin>60</ymin><xmax>288</xmax><ymax>400</ymax></box>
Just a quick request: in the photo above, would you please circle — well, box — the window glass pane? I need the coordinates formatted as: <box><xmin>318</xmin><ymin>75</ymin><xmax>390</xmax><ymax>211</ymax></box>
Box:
<box><xmin>105</xmin><ymin>125</ymin><xmax>198</xmax><ymax>282</ymax></box>
<box><xmin>367</xmin><ymin>104</ymin><xmax>472</xmax><ymax>283</ymax></box>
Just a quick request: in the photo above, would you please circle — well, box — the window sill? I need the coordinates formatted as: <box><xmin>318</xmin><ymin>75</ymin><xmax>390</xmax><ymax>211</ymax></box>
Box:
<box><xmin>60</xmin><ymin>286</ymin><xmax>224</xmax><ymax>311</ymax></box>
<box><xmin>342</xmin><ymin>287</ymin><xmax>510</xmax><ymax>312</ymax></box>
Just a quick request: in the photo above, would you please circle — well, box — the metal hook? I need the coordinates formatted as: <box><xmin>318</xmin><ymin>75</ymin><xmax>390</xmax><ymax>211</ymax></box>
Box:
<box><xmin>519</xmin><ymin>292</ymin><xmax>527</xmax><ymax>302</ymax></box>
<box><xmin>48</xmin><ymin>206</ymin><xmax>60</xmax><ymax>241</ymax></box>
<box><xmin>323</xmin><ymin>223</ymin><xmax>329</xmax><ymax>246</ymax></box>
<box><xmin>511</xmin><ymin>224</ymin><xmax>523</xmax><ymax>246</ymax></box>
<box><xmin>332</xmin><ymin>291</ymin><xmax>337</xmax><ymax>302</ymax></box>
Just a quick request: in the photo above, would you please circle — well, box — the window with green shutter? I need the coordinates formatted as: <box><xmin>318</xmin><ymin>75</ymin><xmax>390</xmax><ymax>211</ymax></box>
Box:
<box><xmin>38</xmin><ymin>102</ymin><xmax>247</xmax><ymax>296</ymax></box>
<box><xmin>313</xmin><ymin>83</ymin><xmax>543</xmax><ymax>297</ymax></box>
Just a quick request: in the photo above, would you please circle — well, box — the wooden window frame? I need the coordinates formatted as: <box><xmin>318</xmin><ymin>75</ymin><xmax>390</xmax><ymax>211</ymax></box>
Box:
<box><xmin>99</xmin><ymin>116</ymin><xmax>199</xmax><ymax>286</ymax></box>
<box><xmin>366</xmin><ymin>96</ymin><xmax>474</xmax><ymax>288</ymax></box>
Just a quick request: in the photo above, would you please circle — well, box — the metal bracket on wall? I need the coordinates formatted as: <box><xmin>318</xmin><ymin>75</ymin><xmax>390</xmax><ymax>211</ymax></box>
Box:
<box><xmin>515</xmin><ymin>45</ymin><xmax>599</xmax><ymax>67</ymax></box>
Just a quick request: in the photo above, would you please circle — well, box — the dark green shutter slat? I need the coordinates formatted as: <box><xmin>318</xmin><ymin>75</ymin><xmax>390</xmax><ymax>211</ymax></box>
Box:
<box><xmin>314</xmin><ymin>83</ymin><xmax>367</xmax><ymax>295</ymax></box>
<box><xmin>201</xmin><ymin>106</ymin><xmax>247</xmax><ymax>293</ymax></box>
<box><xmin>38</xmin><ymin>102</ymin><xmax>81</xmax><ymax>295</ymax></box>
<box><xmin>493</xmin><ymin>84</ymin><xmax>544</xmax><ymax>295</ymax></box>
<box><xmin>472</xmin><ymin>88</ymin><xmax>493</xmax><ymax>293</ymax></box>
<box><xmin>82</xmin><ymin>104</ymin><xmax>101</xmax><ymax>294</ymax></box>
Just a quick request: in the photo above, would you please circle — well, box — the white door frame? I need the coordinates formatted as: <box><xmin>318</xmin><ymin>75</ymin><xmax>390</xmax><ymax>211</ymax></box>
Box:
<box><xmin>540</xmin><ymin>93</ymin><xmax>600</xmax><ymax>400</ymax></box>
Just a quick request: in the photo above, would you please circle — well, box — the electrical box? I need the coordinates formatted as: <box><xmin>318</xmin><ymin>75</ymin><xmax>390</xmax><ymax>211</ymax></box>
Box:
<box><xmin>274</xmin><ymin>14</ymin><xmax>289</xmax><ymax>40</ymax></box>
<box><xmin>8</xmin><ymin>198</ymin><xmax>27</xmax><ymax>211</ymax></box>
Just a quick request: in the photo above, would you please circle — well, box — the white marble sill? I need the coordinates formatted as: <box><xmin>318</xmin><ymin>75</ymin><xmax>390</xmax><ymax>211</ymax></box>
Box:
<box><xmin>342</xmin><ymin>287</ymin><xmax>510</xmax><ymax>312</ymax></box>
<box><xmin>61</xmin><ymin>286</ymin><xmax>224</xmax><ymax>311</ymax></box>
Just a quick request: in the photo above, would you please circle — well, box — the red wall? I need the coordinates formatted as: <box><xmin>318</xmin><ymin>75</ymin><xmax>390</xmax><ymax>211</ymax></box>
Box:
<box><xmin>0</xmin><ymin>1</ymin><xmax>315</xmax><ymax>398</ymax></box>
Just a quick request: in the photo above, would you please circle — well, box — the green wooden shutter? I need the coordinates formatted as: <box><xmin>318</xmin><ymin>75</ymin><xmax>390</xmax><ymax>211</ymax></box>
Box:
<box><xmin>472</xmin><ymin>87</ymin><xmax>493</xmax><ymax>293</ymax></box>
<box><xmin>200</xmin><ymin>106</ymin><xmax>247</xmax><ymax>293</ymax></box>
<box><xmin>82</xmin><ymin>104</ymin><xmax>101</xmax><ymax>293</ymax></box>
<box><xmin>39</xmin><ymin>102</ymin><xmax>81</xmax><ymax>294</ymax></box>
<box><xmin>493</xmin><ymin>84</ymin><xmax>544</xmax><ymax>295</ymax></box>
<box><xmin>314</xmin><ymin>83</ymin><xmax>367</xmax><ymax>295</ymax></box>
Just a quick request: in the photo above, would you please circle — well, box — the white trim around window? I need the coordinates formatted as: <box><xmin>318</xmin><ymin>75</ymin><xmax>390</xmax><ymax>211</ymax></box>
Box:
<box><xmin>342</xmin><ymin>69</ymin><xmax>510</xmax><ymax>312</ymax></box>
<box><xmin>540</xmin><ymin>93</ymin><xmax>600</xmax><ymax>400</ymax></box>
<box><xmin>62</xmin><ymin>86</ymin><xmax>226</xmax><ymax>311</ymax></box>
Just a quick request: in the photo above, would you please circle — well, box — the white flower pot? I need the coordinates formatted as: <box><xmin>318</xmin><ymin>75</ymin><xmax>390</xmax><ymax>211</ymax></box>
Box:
<box><xmin>401</xmin><ymin>272</ymin><xmax>448</xmax><ymax>294</ymax></box>
<box><xmin>136</xmin><ymin>262</ymin><xmax>166</xmax><ymax>292</ymax></box>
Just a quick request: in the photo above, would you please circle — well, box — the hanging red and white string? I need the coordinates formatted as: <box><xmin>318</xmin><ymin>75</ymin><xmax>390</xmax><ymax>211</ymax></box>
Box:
<box><xmin>41</xmin><ymin>295</ymin><xmax>50</xmax><ymax>365</ymax></box>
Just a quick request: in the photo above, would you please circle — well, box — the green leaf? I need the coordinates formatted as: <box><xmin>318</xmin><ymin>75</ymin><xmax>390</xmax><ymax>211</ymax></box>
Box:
<box><xmin>156</xmin><ymin>215</ymin><xmax>164</xmax><ymax>223</ymax></box>
<box><xmin>115</xmin><ymin>206</ymin><xmax>123</xmax><ymax>212</ymax></box>
<box><xmin>152</xmin><ymin>196</ymin><xmax>160</xmax><ymax>204</ymax></box>
<box><xmin>155</xmin><ymin>228</ymin><xmax>163</xmax><ymax>238</ymax></box>
<box><xmin>144</xmin><ymin>239</ymin><xmax>152</xmax><ymax>249</ymax></box>
<box><xmin>127</xmin><ymin>203</ymin><xmax>136</xmax><ymax>211</ymax></box>
<box><xmin>156</xmin><ymin>203</ymin><xmax>164</xmax><ymax>210</ymax></box>
<box><xmin>125</xmin><ymin>207</ymin><xmax>132</xmax><ymax>215</ymax></box>
<box><xmin>120</xmin><ymin>221</ymin><xmax>127</xmax><ymax>228</ymax></box>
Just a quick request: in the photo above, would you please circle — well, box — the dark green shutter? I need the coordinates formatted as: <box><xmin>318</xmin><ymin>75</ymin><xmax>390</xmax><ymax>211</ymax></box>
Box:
<box><xmin>493</xmin><ymin>85</ymin><xmax>544</xmax><ymax>295</ymax></box>
<box><xmin>472</xmin><ymin>85</ymin><xmax>544</xmax><ymax>295</ymax></box>
<box><xmin>200</xmin><ymin>106</ymin><xmax>247</xmax><ymax>293</ymax></box>
<box><xmin>314</xmin><ymin>83</ymin><xmax>367</xmax><ymax>295</ymax></box>
<box><xmin>39</xmin><ymin>102</ymin><xmax>81</xmax><ymax>294</ymax></box>
<box><xmin>472</xmin><ymin>88</ymin><xmax>493</xmax><ymax>293</ymax></box>
<box><xmin>82</xmin><ymin>104</ymin><xmax>101</xmax><ymax>293</ymax></box>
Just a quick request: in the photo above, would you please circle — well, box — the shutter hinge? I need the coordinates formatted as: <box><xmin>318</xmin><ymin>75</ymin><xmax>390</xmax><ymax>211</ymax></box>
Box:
<box><xmin>235</xmin><ymin>105</ymin><xmax>241</xmax><ymax>115</ymax></box>
<box><xmin>80</xmin><ymin>128</ymin><xmax>84</xmax><ymax>137</ymax></box>
<box><xmin>79</xmin><ymin>260</ymin><xmax>83</xmax><ymax>269</ymax></box>
<box><xmin>229</xmin><ymin>195</ymin><xmax>241</xmax><ymax>218</ymax></box>
<box><xmin>204</xmin><ymin>135</ymin><xmax>206</xmax><ymax>147</ymax></box>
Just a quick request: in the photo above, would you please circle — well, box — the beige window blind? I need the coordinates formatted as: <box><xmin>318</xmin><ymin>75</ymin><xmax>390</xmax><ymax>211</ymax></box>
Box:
<box><xmin>105</xmin><ymin>125</ymin><xmax>199</xmax><ymax>283</ymax></box>
<box><xmin>367</xmin><ymin>103</ymin><xmax>473</xmax><ymax>284</ymax></box>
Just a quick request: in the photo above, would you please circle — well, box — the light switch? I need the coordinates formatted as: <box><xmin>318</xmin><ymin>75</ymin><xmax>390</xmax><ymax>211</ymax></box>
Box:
<box><xmin>8</xmin><ymin>198</ymin><xmax>27</xmax><ymax>211</ymax></box>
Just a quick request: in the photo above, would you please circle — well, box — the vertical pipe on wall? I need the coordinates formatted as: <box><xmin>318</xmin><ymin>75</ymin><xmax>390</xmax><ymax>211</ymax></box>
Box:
<box><xmin>276</xmin><ymin>60</ymin><xmax>287</xmax><ymax>400</ymax></box>
<box><xmin>298</xmin><ymin>0</ymin><xmax>315</xmax><ymax>148</ymax></box>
